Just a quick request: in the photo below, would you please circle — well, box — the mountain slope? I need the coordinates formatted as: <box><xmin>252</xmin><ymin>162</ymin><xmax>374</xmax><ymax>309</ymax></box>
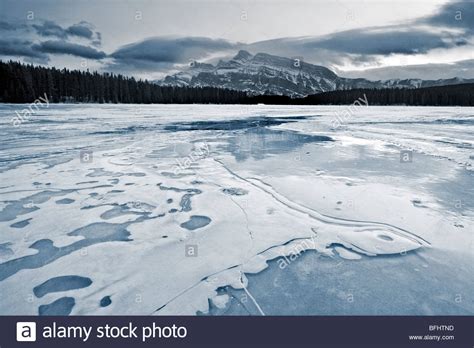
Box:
<box><xmin>158</xmin><ymin>50</ymin><xmax>474</xmax><ymax>97</ymax></box>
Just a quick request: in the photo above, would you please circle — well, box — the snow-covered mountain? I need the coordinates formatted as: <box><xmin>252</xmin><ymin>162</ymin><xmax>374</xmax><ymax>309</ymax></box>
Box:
<box><xmin>158</xmin><ymin>50</ymin><xmax>474</xmax><ymax>97</ymax></box>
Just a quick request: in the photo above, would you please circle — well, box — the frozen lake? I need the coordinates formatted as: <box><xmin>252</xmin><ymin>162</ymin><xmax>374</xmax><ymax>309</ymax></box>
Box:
<box><xmin>0</xmin><ymin>104</ymin><xmax>472</xmax><ymax>315</ymax></box>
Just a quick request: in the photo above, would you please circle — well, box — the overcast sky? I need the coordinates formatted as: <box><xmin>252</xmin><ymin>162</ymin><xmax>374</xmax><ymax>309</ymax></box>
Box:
<box><xmin>1</xmin><ymin>0</ymin><xmax>473</xmax><ymax>80</ymax></box>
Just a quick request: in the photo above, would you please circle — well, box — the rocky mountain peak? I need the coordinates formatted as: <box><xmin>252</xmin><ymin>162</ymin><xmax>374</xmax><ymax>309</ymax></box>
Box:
<box><xmin>232</xmin><ymin>50</ymin><xmax>253</xmax><ymax>62</ymax></box>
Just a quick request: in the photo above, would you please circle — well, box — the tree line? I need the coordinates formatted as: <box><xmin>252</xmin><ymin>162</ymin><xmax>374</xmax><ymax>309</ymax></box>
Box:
<box><xmin>0</xmin><ymin>60</ymin><xmax>247</xmax><ymax>104</ymax></box>
<box><xmin>246</xmin><ymin>84</ymin><xmax>474</xmax><ymax>106</ymax></box>
<box><xmin>303</xmin><ymin>84</ymin><xmax>474</xmax><ymax>106</ymax></box>
<box><xmin>1</xmin><ymin>60</ymin><xmax>472</xmax><ymax>106</ymax></box>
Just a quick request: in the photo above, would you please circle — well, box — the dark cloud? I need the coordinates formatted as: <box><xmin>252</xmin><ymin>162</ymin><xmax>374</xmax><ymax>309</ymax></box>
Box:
<box><xmin>30</xmin><ymin>20</ymin><xmax>101</xmax><ymax>44</ymax></box>
<box><xmin>0</xmin><ymin>21</ymin><xmax>26</xmax><ymax>31</ymax></box>
<box><xmin>421</xmin><ymin>1</ymin><xmax>474</xmax><ymax>33</ymax></box>
<box><xmin>111</xmin><ymin>37</ymin><xmax>236</xmax><ymax>66</ymax></box>
<box><xmin>66</xmin><ymin>23</ymin><xmax>94</xmax><ymax>39</ymax></box>
<box><xmin>33</xmin><ymin>20</ymin><xmax>67</xmax><ymax>39</ymax></box>
<box><xmin>34</xmin><ymin>40</ymin><xmax>106</xmax><ymax>59</ymax></box>
<box><xmin>0</xmin><ymin>19</ymin><xmax>105</xmax><ymax>62</ymax></box>
<box><xmin>0</xmin><ymin>38</ymin><xmax>49</xmax><ymax>63</ymax></box>
<box><xmin>247</xmin><ymin>21</ymin><xmax>463</xmax><ymax>61</ymax></box>
<box><xmin>304</xmin><ymin>28</ymin><xmax>454</xmax><ymax>55</ymax></box>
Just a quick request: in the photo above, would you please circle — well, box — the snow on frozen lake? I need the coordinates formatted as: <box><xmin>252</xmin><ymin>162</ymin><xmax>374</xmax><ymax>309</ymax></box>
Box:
<box><xmin>0</xmin><ymin>104</ymin><xmax>472</xmax><ymax>315</ymax></box>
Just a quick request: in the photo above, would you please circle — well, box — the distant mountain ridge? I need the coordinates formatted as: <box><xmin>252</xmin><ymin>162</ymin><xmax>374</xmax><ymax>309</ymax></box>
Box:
<box><xmin>158</xmin><ymin>50</ymin><xmax>474</xmax><ymax>97</ymax></box>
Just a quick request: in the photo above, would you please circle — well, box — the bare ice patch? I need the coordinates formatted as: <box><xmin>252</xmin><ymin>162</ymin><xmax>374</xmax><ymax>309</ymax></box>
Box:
<box><xmin>39</xmin><ymin>297</ymin><xmax>75</xmax><ymax>316</ymax></box>
<box><xmin>33</xmin><ymin>275</ymin><xmax>92</xmax><ymax>298</ymax></box>
<box><xmin>180</xmin><ymin>215</ymin><xmax>212</xmax><ymax>231</ymax></box>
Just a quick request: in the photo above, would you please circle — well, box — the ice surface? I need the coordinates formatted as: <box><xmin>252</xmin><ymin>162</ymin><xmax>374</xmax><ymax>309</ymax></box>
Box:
<box><xmin>0</xmin><ymin>104</ymin><xmax>472</xmax><ymax>315</ymax></box>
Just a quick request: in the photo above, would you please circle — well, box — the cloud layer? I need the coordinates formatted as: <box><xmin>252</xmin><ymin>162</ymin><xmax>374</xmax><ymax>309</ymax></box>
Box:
<box><xmin>34</xmin><ymin>40</ymin><xmax>106</xmax><ymax>59</ymax></box>
<box><xmin>111</xmin><ymin>37</ymin><xmax>235</xmax><ymax>64</ymax></box>
<box><xmin>105</xmin><ymin>1</ymin><xmax>474</xmax><ymax>78</ymax></box>
<box><xmin>0</xmin><ymin>1</ymin><xmax>473</xmax><ymax>80</ymax></box>
<box><xmin>0</xmin><ymin>19</ymin><xmax>103</xmax><ymax>64</ymax></box>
